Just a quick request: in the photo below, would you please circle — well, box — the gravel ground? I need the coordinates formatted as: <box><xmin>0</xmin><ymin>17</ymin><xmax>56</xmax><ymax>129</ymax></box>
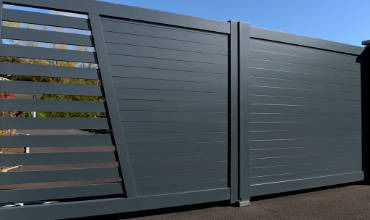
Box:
<box><xmin>75</xmin><ymin>184</ymin><xmax>370</xmax><ymax>220</ymax></box>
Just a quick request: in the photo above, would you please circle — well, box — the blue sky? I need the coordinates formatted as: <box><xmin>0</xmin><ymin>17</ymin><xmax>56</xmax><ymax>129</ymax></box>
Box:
<box><xmin>99</xmin><ymin>0</ymin><xmax>369</xmax><ymax>46</ymax></box>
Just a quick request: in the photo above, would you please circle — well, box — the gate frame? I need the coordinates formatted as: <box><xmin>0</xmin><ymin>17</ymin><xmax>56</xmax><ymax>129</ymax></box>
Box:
<box><xmin>238</xmin><ymin>21</ymin><xmax>252</xmax><ymax>204</ymax></box>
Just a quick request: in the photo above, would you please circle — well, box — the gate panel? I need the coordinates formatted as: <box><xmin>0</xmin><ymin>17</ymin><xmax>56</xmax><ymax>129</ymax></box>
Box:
<box><xmin>239</xmin><ymin>23</ymin><xmax>364</xmax><ymax>198</ymax></box>
<box><xmin>99</xmin><ymin>16</ymin><xmax>230</xmax><ymax>196</ymax></box>
<box><xmin>0</xmin><ymin>3</ymin><xmax>124</xmax><ymax>204</ymax></box>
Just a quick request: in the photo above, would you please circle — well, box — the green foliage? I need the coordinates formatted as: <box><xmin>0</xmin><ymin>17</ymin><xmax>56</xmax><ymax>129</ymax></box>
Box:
<box><xmin>0</xmin><ymin>23</ymin><xmax>109</xmax><ymax>133</ymax></box>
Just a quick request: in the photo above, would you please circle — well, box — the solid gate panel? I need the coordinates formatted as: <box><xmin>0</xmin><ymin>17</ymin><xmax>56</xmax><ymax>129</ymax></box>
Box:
<box><xmin>101</xmin><ymin>16</ymin><xmax>230</xmax><ymax>197</ymax></box>
<box><xmin>239</xmin><ymin>23</ymin><xmax>364</xmax><ymax>198</ymax></box>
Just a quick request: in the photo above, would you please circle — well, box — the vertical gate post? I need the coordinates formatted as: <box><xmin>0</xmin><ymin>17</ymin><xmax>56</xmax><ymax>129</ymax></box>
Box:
<box><xmin>229</xmin><ymin>20</ymin><xmax>239</xmax><ymax>204</ymax></box>
<box><xmin>361</xmin><ymin>40</ymin><xmax>370</xmax><ymax>183</ymax></box>
<box><xmin>0</xmin><ymin>0</ymin><xmax>3</xmax><ymax>39</ymax></box>
<box><xmin>238</xmin><ymin>22</ymin><xmax>251</xmax><ymax>205</ymax></box>
<box><xmin>87</xmin><ymin>3</ymin><xmax>138</xmax><ymax>197</ymax></box>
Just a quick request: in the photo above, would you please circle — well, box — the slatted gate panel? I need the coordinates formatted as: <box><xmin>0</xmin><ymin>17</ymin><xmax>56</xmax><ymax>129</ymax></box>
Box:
<box><xmin>0</xmin><ymin>3</ymin><xmax>124</xmax><ymax>204</ymax></box>
<box><xmin>239</xmin><ymin>23</ymin><xmax>364</xmax><ymax>198</ymax></box>
<box><xmin>100</xmin><ymin>15</ymin><xmax>230</xmax><ymax>196</ymax></box>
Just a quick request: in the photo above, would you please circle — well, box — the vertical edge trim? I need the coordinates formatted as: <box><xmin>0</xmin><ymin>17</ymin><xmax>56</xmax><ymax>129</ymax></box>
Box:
<box><xmin>361</xmin><ymin>47</ymin><xmax>369</xmax><ymax>182</ymax></box>
<box><xmin>229</xmin><ymin>21</ymin><xmax>239</xmax><ymax>204</ymax></box>
<box><xmin>238</xmin><ymin>22</ymin><xmax>251</xmax><ymax>201</ymax></box>
<box><xmin>87</xmin><ymin>8</ymin><xmax>138</xmax><ymax>197</ymax></box>
<box><xmin>0</xmin><ymin>0</ymin><xmax>3</xmax><ymax>39</ymax></box>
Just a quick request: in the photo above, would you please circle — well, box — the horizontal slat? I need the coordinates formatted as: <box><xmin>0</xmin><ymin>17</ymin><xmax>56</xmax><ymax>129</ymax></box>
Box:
<box><xmin>250</xmin><ymin>76</ymin><xmax>360</xmax><ymax>96</ymax></box>
<box><xmin>137</xmin><ymin>180</ymin><xmax>227</xmax><ymax>196</ymax></box>
<box><xmin>131</xmin><ymin>151</ymin><xmax>227</xmax><ymax>166</ymax></box>
<box><xmin>0</xmin><ymin>118</ymin><xmax>109</xmax><ymax>129</ymax></box>
<box><xmin>134</xmin><ymin>160</ymin><xmax>227</xmax><ymax>177</ymax></box>
<box><xmin>248</xmin><ymin>113</ymin><xmax>361</xmax><ymax>124</ymax></box>
<box><xmin>0</xmin><ymin>62</ymin><xmax>99</xmax><ymax>80</ymax></box>
<box><xmin>248</xmin><ymin>65</ymin><xmax>360</xmax><ymax>87</ymax></box>
<box><xmin>110</xmin><ymin>66</ymin><xmax>227</xmax><ymax>82</ymax></box>
<box><xmin>121</xmin><ymin>112</ymin><xmax>226</xmax><ymax>123</ymax></box>
<box><xmin>2</xmin><ymin>9</ymin><xmax>90</xmax><ymax>30</ymax></box>
<box><xmin>249</xmin><ymin>130</ymin><xmax>362</xmax><ymax>142</ymax></box>
<box><xmin>250</xmin><ymin>150</ymin><xmax>361</xmax><ymax>168</ymax></box>
<box><xmin>108</xmin><ymin>54</ymin><xmax>227</xmax><ymax>74</ymax></box>
<box><xmin>249</xmin><ymin>121</ymin><xmax>360</xmax><ymax>131</ymax></box>
<box><xmin>0</xmin><ymin>81</ymin><xmax>102</xmax><ymax>96</ymax></box>
<box><xmin>115</xmin><ymin>88</ymin><xmax>226</xmax><ymax>102</ymax></box>
<box><xmin>136</xmin><ymin>170</ymin><xmax>227</xmax><ymax>186</ymax></box>
<box><xmin>250</xmin><ymin>85</ymin><xmax>360</xmax><ymax>101</ymax></box>
<box><xmin>102</xmin><ymin>18</ymin><xmax>228</xmax><ymax>46</ymax></box>
<box><xmin>251</xmin><ymin>38</ymin><xmax>359</xmax><ymax>66</ymax></box>
<box><xmin>0</xmin><ymin>135</ymin><xmax>114</xmax><ymax>147</ymax></box>
<box><xmin>129</xmin><ymin>142</ymin><xmax>227</xmax><ymax>154</ymax></box>
<box><xmin>0</xmin><ymin>167</ymin><xmax>120</xmax><ymax>185</ymax></box>
<box><xmin>250</xmin><ymin>26</ymin><xmax>363</xmax><ymax>55</ymax></box>
<box><xmin>249</xmin><ymin>59</ymin><xmax>360</xmax><ymax>80</ymax></box>
<box><xmin>103</xmin><ymin>31</ymin><xmax>228</xmax><ymax>55</ymax></box>
<box><xmin>0</xmin><ymin>151</ymin><xmax>117</xmax><ymax>166</ymax></box>
<box><xmin>0</xmin><ymin>99</ymin><xmax>106</xmax><ymax>112</ymax></box>
<box><xmin>126</xmin><ymin>132</ymin><xmax>226</xmax><ymax>143</ymax></box>
<box><xmin>0</xmin><ymin>183</ymin><xmax>123</xmax><ymax>204</ymax></box>
<box><xmin>251</xmin><ymin>147</ymin><xmax>312</xmax><ymax>159</ymax></box>
<box><xmin>249</xmin><ymin>67</ymin><xmax>360</xmax><ymax>86</ymax></box>
<box><xmin>118</xmin><ymin>100</ymin><xmax>227</xmax><ymax>112</ymax></box>
<box><xmin>249</xmin><ymin>103</ymin><xmax>360</xmax><ymax>115</ymax></box>
<box><xmin>250</xmin><ymin>49</ymin><xmax>360</xmax><ymax>72</ymax></box>
<box><xmin>250</xmin><ymin>145</ymin><xmax>359</xmax><ymax>160</ymax></box>
<box><xmin>0</xmin><ymin>44</ymin><xmax>97</xmax><ymax>63</ymax></box>
<box><xmin>251</xmin><ymin>158</ymin><xmax>359</xmax><ymax>178</ymax></box>
<box><xmin>3</xmin><ymin>0</ymin><xmax>91</xmax><ymax>13</ymax></box>
<box><xmin>249</xmin><ymin>93</ymin><xmax>361</xmax><ymax>107</ymax></box>
<box><xmin>123</xmin><ymin>121</ymin><xmax>227</xmax><ymax>133</ymax></box>
<box><xmin>250</xmin><ymin>171</ymin><xmax>364</xmax><ymax>196</ymax></box>
<box><xmin>105</xmin><ymin>43</ymin><xmax>227</xmax><ymax>65</ymax></box>
<box><xmin>113</xmin><ymin>77</ymin><xmax>226</xmax><ymax>93</ymax></box>
<box><xmin>2</xmin><ymin>26</ymin><xmax>94</xmax><ymax>46</ymax></box>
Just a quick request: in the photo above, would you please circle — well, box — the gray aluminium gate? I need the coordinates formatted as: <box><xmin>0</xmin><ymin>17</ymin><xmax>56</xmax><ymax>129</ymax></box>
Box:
<box><xmin>239</xmin><ymin>22</ymin><xmax>364</xmax><ymax>200</ymax></box>
<box><xmin>0</xmin><ymin>0</ymin><xmax>232</xmax><ymax>219</ymax></box>
<box><xmin>0</xmin><ymin>0</ymin><xmax>366</xmax><ymax>219</ymax></box>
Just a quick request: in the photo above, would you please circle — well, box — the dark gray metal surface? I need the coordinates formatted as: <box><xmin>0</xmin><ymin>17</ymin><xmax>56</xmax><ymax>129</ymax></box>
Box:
<box><xmin>361</xmin><ymin>44</ymin><xmax>370</xmax><ymax>182</ymax></box>
<box><xmin>0</xmin><ymin>44</ymin><xmax>97</xmax><ymax>63</ymax></box>
<box><xmin>0</xmin><ymin>99</ymin><xmax>106</xmax><ymax>112</ymax></box>
<box><xmin>0</xmin><ymin>151</ymin><xmax>117</xmax><ymax>166</ymax></box>
<box><xmin>0</xmin><ymin>167</ymin><xmax>120</xmax><ymax>185</ymax></box>
<box><xmin>88</xmin><ymin>9</ymin><xmax>139</xmax><ymax>197</ymax></box>
<box><xmin>0</xmin><ymin>62</ymin><xmax>100</xmax><ymax>79</ymax></box>
<box><xmin>239</xmin><ymin>22</ymin><xmax>252</xmax><ymax>202</ymax></box>
<box><xmin>0</xmin><ymin>1</ymin><xmax>124</xmax><ymax>212</ymax></box>
<box><xmin>0</xmin><ymin>183</ymin><xmax>123</xmax><ymax>204</ymax></box>
<box><xmin>100</xmin><ymin>14</ymin><xmax>230</xmax><ymax>197</ymax></box>
<box><xmin>239</xmin><ymin>26</ymin><xmax>364</xmax><ymax>197</ymax></box>
<box><xmin>0</xmin><ymin>188</ymin><xmax>230</xmax><ymax>220</ymax></box>
<box><xmin>0</xmin><ymin>0</ymin><xmax>365</xmax><ymax>219</ymax></box>
<box><xmin>229</xmin><ymin>20</ymin><xmax>239</xmax><ymax>204</ymax></box>
<box><xmin>2</xmin><ymin>26</ymin><xmax>94</xmax><ymax>47</ymax></box>
<box><xmin>0</xmin><ymin>134</ymin><xmax>114</xmax><ymax>147</ymax></box>
<box><xmin>2</xmin><ymin>8</ymin><xmax>90</xmax><ymax>30</ymax></box>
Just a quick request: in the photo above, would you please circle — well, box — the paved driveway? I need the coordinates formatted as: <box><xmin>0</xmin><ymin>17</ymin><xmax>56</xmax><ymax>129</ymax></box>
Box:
<box><xmin>76</xmin><ymin>184</ymin><xmax>370</xmax><ymax>220</ymax></box>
